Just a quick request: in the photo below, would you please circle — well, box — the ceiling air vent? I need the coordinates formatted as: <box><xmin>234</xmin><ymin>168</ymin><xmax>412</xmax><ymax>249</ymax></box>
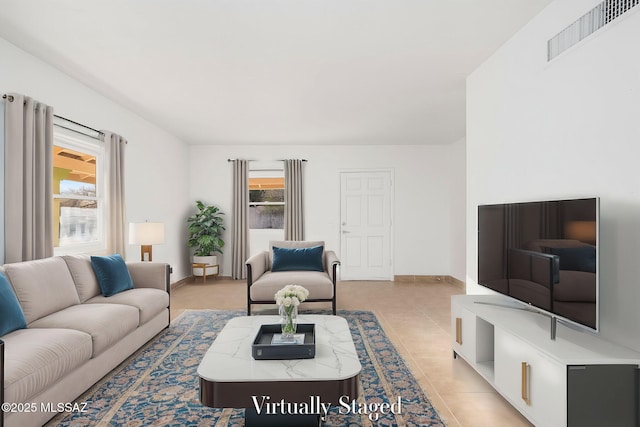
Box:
<box><xmin>548</xmin><ymin>0</ymin><xmax>639</xmax><ymax>60</ymax></box>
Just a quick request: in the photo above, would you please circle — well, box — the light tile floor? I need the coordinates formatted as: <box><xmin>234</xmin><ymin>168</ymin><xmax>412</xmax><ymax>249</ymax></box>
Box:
<box><xmin>171</xmin><ymin>278</ymin><xmax>533</xmax><ymax>427</ymax></box>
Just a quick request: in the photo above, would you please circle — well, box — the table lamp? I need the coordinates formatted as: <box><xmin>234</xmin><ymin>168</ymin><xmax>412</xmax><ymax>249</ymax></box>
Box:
<box><xmin>565</xmin><ymin>220</ymin><xmax>597</xmax><ymax>245</ymax></box>
<box><xmin>129</xmin><ymin>222</ymin><xmax>165</xmax><ymax>261</ymax></box>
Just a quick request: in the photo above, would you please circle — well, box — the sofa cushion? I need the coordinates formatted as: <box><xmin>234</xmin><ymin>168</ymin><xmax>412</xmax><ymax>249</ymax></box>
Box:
<box><xmin>0</xmin><ymin>272</ymin><xmax>27</xmax><ymax>336</ymax></box>
<box><xmin>250</xmin><ymin>271</ymin><xmax>334</xmax><ymax>301</ymax></box>
<box><xmin>90</xmin><ymin>254</ymin><xmax>134</xmax><ymax>297</ymax></box>
<box><xmin>554</xmin><ymin>270</ymin><xmax>597</xmax><ymax>303</ymax></box>
<box><xmin>3</xmin><ymin>257</ymin><xmax>80</xmax><ymax>324</ymax></box>
<box><xmin>2</xmin><ymin>327</ymin><xmax>92</xmax><ymax>403</ymax></box>
<box><xmin>28</xmin><ymin>303</ymin><xmax>139</xmax><ymax>356</ymax></box>
<box><xmin>86</xmin><ymin>288</ymin><xmax>169</xmax><ymax>324</ymax></box>
<box><xmin>272</xmin><ymin>245</ymin><xmax>324</xmax><ymax>272</ymax></box>
<box><xmin>63</xmin><ymin>255</ymin><xmax>102</xmax><ymax>302</ymax></box>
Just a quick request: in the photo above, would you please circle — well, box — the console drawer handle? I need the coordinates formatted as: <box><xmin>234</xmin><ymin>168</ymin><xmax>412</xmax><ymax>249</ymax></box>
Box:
<box><xmin>521</xmin><ymin>362</ymin><xmax>531</xmax><ymax>405</ymax></box>
<box><xmin>455</xmin><ymin>318</ymin><xmax>462</xmax><ymax>345</ymax></box>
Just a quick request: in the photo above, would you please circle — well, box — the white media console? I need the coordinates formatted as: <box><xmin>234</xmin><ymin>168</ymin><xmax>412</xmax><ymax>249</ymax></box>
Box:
<box><xmin>451</xmin><ymin>294</ymin><xmax>640</xmax><ymax>427</ymax></box>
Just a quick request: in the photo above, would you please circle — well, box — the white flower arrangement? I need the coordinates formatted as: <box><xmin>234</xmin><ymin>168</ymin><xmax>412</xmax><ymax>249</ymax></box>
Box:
<box><xmin>275</xmin><ymin>285</ymin><xmax>309</xmax><ymax>336</ymax></box>
<box><xmin>274</xmin><ymin>284</ymin><xmax>309</xmax><ymax>308</ymax></box>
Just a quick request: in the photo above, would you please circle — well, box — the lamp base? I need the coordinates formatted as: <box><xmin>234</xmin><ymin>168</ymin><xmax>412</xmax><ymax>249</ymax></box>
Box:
<box><xmin>140</xmin><ymin>245</ymin><xmax>153</xmax><ymax>262</ymax></box>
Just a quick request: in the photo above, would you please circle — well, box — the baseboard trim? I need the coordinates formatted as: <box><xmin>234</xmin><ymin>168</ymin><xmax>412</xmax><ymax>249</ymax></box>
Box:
<box><xmin>170</xmin><ymin>276</ymin><xmax>192</xmax><ymax>290</ymax></box>
<box><xmin>394</xmin><ymin>275</ymin><xmax>465</xmax><ymax>289</ymax></box>
<box><xmin>445</xmin><ymin>275</ymin><xmax>465</xmax><ymax>289</ymax></box>
<box><xmin>171</xmin><ymin>275</ymin><xmax>235</xmax><ymax>290</ymax></box>
<box><xmin>174</xmin><ymin>274</ymin><xmax>463</xmax><ymax>288</ymax></box>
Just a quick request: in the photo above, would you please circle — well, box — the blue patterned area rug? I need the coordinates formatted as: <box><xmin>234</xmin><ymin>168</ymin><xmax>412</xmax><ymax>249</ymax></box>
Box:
<box><xmin>47</xmin><ymin>310</ymin><xmax>445</xmax><ymax>426</ymax></box>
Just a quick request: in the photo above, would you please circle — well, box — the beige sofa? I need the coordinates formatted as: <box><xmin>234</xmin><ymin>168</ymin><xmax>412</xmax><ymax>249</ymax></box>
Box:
<box><xmin>0</xmin><ymin>255</ymin><xmax>170</xmax><ymax>427</ymax></box>
<box><xmin>245</xmin><ymin>241</ymin><xmax>340</xmax><ymax>315</ymax></box>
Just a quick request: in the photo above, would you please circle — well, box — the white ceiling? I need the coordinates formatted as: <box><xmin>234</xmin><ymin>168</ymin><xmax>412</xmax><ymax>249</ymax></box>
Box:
<box><xmin>0</xmin><ymin>0</ymin><xmax>552</xmax><ymax>145</ymax></box>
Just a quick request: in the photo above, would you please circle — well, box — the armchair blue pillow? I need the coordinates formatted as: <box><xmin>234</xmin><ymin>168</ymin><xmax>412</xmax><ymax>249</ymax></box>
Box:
<box><xmin>272</xmin><ymin>245</ymin><xmax>324</xmax><ymax>272</ymax></box>
<box><xmin>90</xmin><ymin>254</ymin><xmax>134</xmax><ymax>297</ymax></box>
<box><xmin>549</xmin><ymin>246</ymin><xmax>596</xmax><ymax>273</ymax></box>
<box><xmin>0</xmin><ymin>272</ymin><xmax>27</xmax><ymax>336</ymax></box>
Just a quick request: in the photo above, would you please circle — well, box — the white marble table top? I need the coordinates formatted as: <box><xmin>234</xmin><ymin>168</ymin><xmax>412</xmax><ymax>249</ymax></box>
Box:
<box><xmin>197</xmin><ymin>315</ymin><xmax>362</xmax><ymax>383</ymax></box>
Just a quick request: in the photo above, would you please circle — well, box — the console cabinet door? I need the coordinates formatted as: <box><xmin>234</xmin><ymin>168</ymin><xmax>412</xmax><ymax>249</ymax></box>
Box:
<box><xmin>494</xmin><ymin>329</ymin><xmax>566</xmax><ymax>427</ymax></box>
<box><xmin>451</xmin><ymin>304</ymin><xmax>476</xmax><ymax>362</ymax></box>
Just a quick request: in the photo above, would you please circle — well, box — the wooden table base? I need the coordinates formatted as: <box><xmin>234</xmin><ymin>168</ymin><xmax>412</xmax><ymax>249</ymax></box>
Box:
<box><xmin>192</xmin><ymin>263</ymin><xmax>219</xmax><ymax>284</ymax></box>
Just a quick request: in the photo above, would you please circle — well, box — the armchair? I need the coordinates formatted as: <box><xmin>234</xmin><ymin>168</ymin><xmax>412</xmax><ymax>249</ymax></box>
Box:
<box><xmin>245</xmin><ymin>241</ymin><xmax>340</xmax><ymax>315</ymax></box>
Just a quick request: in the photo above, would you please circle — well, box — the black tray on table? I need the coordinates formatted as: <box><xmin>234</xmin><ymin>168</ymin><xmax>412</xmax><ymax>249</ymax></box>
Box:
<box><xmin>252</xmin><ymin>323</ymin><xmax>316</xmax><ymax>360</ymax></box>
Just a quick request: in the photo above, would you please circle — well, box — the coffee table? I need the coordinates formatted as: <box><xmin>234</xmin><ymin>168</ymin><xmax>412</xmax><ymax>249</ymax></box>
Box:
<box><xmin>198</xmin><ymin>314</ymin><xmax>361</xmax><ymax>426</ymax></box>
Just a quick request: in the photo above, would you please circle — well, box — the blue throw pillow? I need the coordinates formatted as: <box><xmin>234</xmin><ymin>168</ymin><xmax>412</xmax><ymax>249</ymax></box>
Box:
<box><xmin>549</xmin><ymin>246</ymin><xmax>596</xmax><ymax>273</ymax></box>
<box><xmin>90</xmin><ymin>254</ymin><xmax>134</xmax><ymax>297</ymax></box>
<box><xmin>272</xmin><ymin>246</ymin><xmax>324</xmax><ymax>272</ymax></box>
<box><xmin>0</xmin><ymin>272</ymin><xmax>27</xmax><ymax>336</ymax></box>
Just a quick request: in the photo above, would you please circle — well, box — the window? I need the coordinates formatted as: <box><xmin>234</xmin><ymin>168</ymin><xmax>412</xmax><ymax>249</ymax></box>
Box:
<box><xmin>249</xmin><ymin>173</ymin><xmax>284</xmax><ymax>229</ymax></box>
<box><xmin>53</xmin><ymin>127</ymin><xmax>105</xmax><ymax>255</ymax></box>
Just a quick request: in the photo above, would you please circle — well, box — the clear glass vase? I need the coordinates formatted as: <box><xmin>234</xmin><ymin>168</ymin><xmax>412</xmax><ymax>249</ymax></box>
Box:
<box><xmin>279</xmin><ymin>304</ymin><xmax>298</xmax><ymax>338</ymax></box>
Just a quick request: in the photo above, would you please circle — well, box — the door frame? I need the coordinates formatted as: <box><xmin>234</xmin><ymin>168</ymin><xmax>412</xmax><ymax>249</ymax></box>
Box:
<box><xmin>339</xmin><ymin>168</ymin><xmax>394</xmax><ymax>281</ymax></box>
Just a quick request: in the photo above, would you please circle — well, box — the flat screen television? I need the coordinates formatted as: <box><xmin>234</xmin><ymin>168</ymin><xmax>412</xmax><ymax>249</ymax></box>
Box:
<box><xmin>478</xmin><ymin>197</ymin><xmax>599</xmax><ymax>331</ymax></box>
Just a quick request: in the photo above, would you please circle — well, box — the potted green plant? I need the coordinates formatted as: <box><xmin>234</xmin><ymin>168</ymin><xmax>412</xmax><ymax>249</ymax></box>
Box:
<box><xmin>187</xmin><ymin>201</ymin><xmax>225</xmax><ymax>278</ymax></box>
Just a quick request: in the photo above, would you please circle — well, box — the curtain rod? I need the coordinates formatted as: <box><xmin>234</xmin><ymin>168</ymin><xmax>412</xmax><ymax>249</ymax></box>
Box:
<box><xmin>54</xmin><ymin>123</ymin><xmax>103</xmax><ymax>141</ymax></box>
<box><xmin>54</xmin><ymin>115</ymin><xmax>104</xmax><ymax>136</ymax></box>
<box><xmin>227</xmin><ymin>159</ymin><xmax>307</xmax><ymax>162</ymax></box>
<box><xmin>4</xmin><ymin>93</ymin><xmax>105</xmax><ymax>137</ymax></box>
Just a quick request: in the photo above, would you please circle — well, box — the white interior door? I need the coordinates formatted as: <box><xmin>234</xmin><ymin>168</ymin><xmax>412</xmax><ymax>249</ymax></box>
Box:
<box><xmin>340</xmin><ymin>171</ymin><xmax>392</xmax><ymax>280</ymax></box>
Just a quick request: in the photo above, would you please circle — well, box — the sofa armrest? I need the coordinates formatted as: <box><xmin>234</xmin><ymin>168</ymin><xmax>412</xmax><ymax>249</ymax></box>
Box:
<box><xmin>325</xmin><ymin>251</ymin><xmax>340</xmax><ymax>283</ymax></box>
<box><xmin>126</xmin><ymin>262</ymin><xmax>170</xmax><ymax>293</ymax></box>
<box><xmin>246</xmin><ymin>252</ymin><xmax>269</xmax><ymax>315</ymax></box>
<box><xmin>246</xmin><ymin>252</ymin><xmax>268</xmax><ymax>286</ymax></box>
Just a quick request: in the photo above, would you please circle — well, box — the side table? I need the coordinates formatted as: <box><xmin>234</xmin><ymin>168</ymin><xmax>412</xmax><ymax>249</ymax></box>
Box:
<box><xmin>192</xmin><ymin>263</ymin><xmax>219</xmax><ymax>284</ymax></box>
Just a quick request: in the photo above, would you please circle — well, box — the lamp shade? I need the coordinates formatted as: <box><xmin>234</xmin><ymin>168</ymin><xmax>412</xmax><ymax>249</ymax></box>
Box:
<box><xmin>129</xmin><ymin>222</ymin><xmax>165</xmax><ymax>245</ymax></box>
<box><xmin>564</xmin><ymin>220</ymin><xmax>596</xmax><ymax>244</ymax></box>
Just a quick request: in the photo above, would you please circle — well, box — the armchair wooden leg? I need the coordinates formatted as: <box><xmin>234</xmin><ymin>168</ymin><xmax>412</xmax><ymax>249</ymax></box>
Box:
<box><xmin>247</xmin><ymin>267</ymin><xmax>253</xmax><ymax>316</ymax></box>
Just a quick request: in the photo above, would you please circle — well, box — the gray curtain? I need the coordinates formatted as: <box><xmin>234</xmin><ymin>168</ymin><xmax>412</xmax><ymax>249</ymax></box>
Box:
<box><xmin>284</xmin><ymin>159</ymin><xmax>305</xmax><ymax>241</ymax></box>
<box><xmin>4</xmin><ymin>93</ymin><xmax>54</xmax><ymax>263</ymax></box>
<box><xmin>102</xmin><ymin>131</ymin><xmax>127</xmax><ymax>256</ymax></box>
<box><xmin>232</xmin><ymin>159</ymin><xmax>249</xmax><ymax>279</ymax></box>
<box><xmin>503</xmin><ymin>204</ymin><xmax>521</xmax><ymax>279</ymax></box>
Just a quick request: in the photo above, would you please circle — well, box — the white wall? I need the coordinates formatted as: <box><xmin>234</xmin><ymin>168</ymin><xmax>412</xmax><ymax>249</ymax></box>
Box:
<box><xmin>0</xmin><ymin>37</ymin><xmax>468</xmax><ymax>284</ymax></box>
<box><xmin>190</xmin><ymin>144</ymin><xmax>460</xmax><ymax>278</ymax></box>
<box><xmin>467</xmin><ymin>0</ymin><xmax>640</xmax><ymax>349</ymax></box>
<box><xmin>0</xmin><ymin>38</ymin><xmax>192</xmax><ymax>281</ymax></box>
